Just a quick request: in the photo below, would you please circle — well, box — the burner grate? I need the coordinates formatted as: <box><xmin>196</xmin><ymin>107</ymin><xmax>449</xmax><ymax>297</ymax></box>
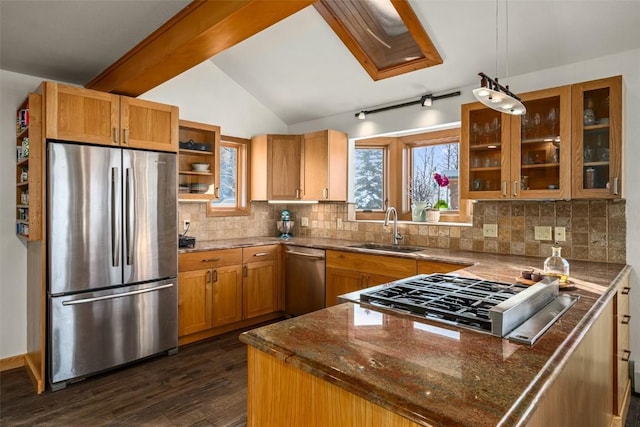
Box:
<box><xmin>360</xmin><ymin>274</ymin><xmax>528</xmax><ymax>333</ymax></box>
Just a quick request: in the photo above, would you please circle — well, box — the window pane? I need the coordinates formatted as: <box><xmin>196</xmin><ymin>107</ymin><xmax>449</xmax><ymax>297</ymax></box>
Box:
<box><xmin>412</xmin><ymin>143</ymin><xmax>459</xmax><ymax>210</ymax></box>
<box><xmin>354</xmin><ymin>147</ymin><xmax>384</xmax><ymax>210</ymax></box>
<box><xmin>212</xmin><ymin>145</ymin><xmax>237</xmax><ymax>207</ymax></box>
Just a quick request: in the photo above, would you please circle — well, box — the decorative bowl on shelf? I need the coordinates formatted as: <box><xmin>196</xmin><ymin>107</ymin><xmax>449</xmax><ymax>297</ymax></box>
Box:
<box><xmin>190</xmin><ymin>183</ymin><xmax>208</xmax><ymax>194</ymax></box>
<box><xmin>191</xmin><ymin>163</ymin><xmax>210</xmax><ymax>172</ymax></box>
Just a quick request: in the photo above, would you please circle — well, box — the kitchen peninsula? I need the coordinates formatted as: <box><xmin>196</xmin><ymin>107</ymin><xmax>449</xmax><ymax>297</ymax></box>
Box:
<box><xmin>237</xmin><ymin>239</ymin><xmax>630</xmax><ymax>427</ymax></box>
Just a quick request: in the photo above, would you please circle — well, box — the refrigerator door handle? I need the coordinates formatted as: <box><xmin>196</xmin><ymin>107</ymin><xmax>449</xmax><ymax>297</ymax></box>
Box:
<box><xmin>61</xmin><ymin>283</ymin><xmax>174</xmax><ymax>306</ymax></box>
<box><xmin>111</xmin><ymin>167</ymin><xmax>120</xmax><ymax>267</ymax></box>
<box><xmin>125</xmin><ymin>168</ymin><xmax>133</xmax><ymax>266</ymax></box>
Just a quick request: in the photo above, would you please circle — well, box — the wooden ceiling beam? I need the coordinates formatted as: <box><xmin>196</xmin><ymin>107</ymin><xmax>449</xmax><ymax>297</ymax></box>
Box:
<box><xmin>86</xmin><ymin>0</ymin><xmax>315</xmax><ymax>96</ymax></box>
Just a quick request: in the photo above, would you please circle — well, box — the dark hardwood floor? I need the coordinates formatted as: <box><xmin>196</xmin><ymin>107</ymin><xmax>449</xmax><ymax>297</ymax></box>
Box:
<box><xmin>2</xmin><ymin>325</ymin><xmax>640</xmax><ymax>426</ymax></box>
<box><xmin>1</xmin><ymin>328</ymin><xmax>250</xmax><ymax>427</ymax></box>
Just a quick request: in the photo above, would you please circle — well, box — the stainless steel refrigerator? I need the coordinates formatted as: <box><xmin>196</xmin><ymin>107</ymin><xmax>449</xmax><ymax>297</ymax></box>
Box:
<box><xmin>47</xmin><ymin>141</ymin><xmax>178</xmax><ymax>390</ymax></box>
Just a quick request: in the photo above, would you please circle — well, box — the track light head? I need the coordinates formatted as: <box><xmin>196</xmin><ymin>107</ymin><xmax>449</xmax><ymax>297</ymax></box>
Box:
<box><xmin>357</xmin><ymin>111</ymin><xmax>366</xmax><ymax>120</ymax></box>
<box><xmin>420</xmin><ymin>94</ymin><xmax>433</xmax><ymax>107</ymax></box>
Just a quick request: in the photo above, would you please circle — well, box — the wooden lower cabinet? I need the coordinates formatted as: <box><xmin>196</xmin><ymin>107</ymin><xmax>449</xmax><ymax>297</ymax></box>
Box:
<box><xmin>212</xmin><ymin>265</ymin><xmax>243</xmax><ymax>327</ymax></box>
<box><xmin>325</xmin><ymin>251</ymin><xmax>417</xmax><ymax>306</ymax></box>
<box><xmin>242</xmin><ymin>245</ymin><xmax>279</xmax><ymax>319</ymax></box>
<box><xmin>614</xmin><ymin>276</ymin><xmax>632</xmax><ymax>422</ymax></box>
<box><xmin>178</xmin><ymin>269</ymin><xmax>213</xmax><ymax>336</ymax></box>
<box><xmin>246</xmin><ymin>346</ymin><xmax>421</xmax><ymax>427</ymax></box>
<box><xmin>178</xmin><ymin>245</ymin><xmax>280</xmax><ymax>345</ymax></box>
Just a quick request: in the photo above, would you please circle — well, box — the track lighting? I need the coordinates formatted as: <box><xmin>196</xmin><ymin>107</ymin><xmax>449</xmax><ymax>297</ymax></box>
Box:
<box><xmin>472</xmin><ymin>72</ymin><xmax>526</xmax><ymax>115</ymax></box>
<box><xmin>355</xmin><ymin>90</ymin><xmax>460</xmax><ymax>120</ymax></box>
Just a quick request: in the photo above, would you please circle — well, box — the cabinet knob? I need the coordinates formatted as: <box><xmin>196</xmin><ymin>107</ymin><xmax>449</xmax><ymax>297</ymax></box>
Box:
<box><xmin>513</xmin><ymin>181</ymin><xmax>518</xmax><ymax>197</ymax></box>
<box><xmin>613</xmin><ymin>177</ymin><xmax>619</xmax><ymax>195</ymax></box>
<box><xmin>202</xmin><ymin>258</ymin><xmax>222</xmax><ymax>262</ymax></box>
<box><xmin>323</xmin><ymin>188</ymin><xmax>328</xmax><ymax>199</ymax></box>
<box><xmin>113</xmin><ymin>127</ymin><xmax>119</xmax><ymax>143</ymax></box>
<box><xmin>123</xmin><ymin>128</ymin><xmax>129</xmax><ymax>144</ymax></box>
<box><xmin>502</xmin><ymin>181</ymin><xmax>508</xmax><ymax>198</ymax></box>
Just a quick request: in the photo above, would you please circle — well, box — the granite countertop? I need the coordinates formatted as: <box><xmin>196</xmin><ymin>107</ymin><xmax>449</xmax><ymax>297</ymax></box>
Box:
<box><xmin>231</xmin><ymin>237</ymin><xmax>629</xmax><ymax>426</ymax></box>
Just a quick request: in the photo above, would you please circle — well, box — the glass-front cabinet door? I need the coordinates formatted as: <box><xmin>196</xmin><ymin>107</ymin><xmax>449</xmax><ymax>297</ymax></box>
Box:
<box><xmin>461</xmin><ymin>104</ymin><xmax>509</xmax><ymax>199</ymax></box>
<box><xmin>571</xmin><ymin>76</ymin><xmax>622</xmax><ymax>199</ymax></box>
<box><xmin>510</xmin><ymin>86</ymin><xmax>572</xmax><ymax>199</ymax></box>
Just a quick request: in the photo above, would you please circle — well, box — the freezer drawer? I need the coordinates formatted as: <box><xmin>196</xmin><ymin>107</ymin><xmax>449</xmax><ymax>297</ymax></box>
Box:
<box><xmin>49</xmin><ymin>279</ymin><xmax>177</xmax><ymax>388</ymax></box>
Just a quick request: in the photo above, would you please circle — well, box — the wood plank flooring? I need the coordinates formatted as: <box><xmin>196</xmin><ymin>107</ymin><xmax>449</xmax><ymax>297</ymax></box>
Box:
<box><xmin>2</xmin><ymin>323</ymin><xmax>640</xmax><ymax>427</ymax></box>
<box><xmin>0</xmin><ymin>326</ymin><xmax>254</xmax><ymax>427</ymax></box>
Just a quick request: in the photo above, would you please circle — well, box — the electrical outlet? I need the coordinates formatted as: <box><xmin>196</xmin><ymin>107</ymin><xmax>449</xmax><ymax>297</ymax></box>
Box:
<box><xmin>534</xmin><ymin>226</ymin><xmax>552</xmax><ymax>240</ymax></box>
<box><xmin>483</xmin><ymin>224</ymin><xmax>498</xmax><ymax>238</ymax></box>
<box><xmin>554</xmin><ymin>226</ymin><xmax>566</xmax><ymax>242</ymax></box>
<box><xmin>183</xmin><ymin>220</ymin><xmax>190</xmax><ymax>231</ymax></box>
<box><xmin>301</xmin><ymin>217</ymin><xmax>309</xmax><ymax>227</ymax></box>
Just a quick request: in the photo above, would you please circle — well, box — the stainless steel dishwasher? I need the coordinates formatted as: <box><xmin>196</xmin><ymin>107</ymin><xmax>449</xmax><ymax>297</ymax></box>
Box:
<box><xmin>285</xmin><ymin>246</ymin><xmax>326</xmax><ymax>316</ymax></box>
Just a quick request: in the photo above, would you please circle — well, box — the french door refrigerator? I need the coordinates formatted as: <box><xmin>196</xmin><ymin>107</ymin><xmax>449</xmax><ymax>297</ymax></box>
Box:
<box><xmin>47</xmin><ymin>141</ymin><xmax>178</xmax><ymax>390</ymax></box>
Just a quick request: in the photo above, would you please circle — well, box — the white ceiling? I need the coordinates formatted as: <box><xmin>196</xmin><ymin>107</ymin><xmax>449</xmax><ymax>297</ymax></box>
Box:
<box><xmin>2</xmin><ymin>0</ymin><xmax>640</xmax><ymax>125</ymax></box>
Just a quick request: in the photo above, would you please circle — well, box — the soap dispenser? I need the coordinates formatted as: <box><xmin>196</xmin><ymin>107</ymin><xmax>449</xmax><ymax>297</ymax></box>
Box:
<box><xmin>543</xmin><ymin>243</ymin><xmax>570</xmax><ymax>283</ymax></box>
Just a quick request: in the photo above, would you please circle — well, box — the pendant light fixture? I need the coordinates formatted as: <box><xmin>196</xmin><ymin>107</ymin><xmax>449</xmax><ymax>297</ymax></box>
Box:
<box><xmin>473</xmin><ymin>0</ymin><xmax>526</xmax><ymax>115</ymax></box>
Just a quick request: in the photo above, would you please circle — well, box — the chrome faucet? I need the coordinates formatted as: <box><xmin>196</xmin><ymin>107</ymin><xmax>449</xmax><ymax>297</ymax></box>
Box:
<box><xmin>384</xmin><ymin>207</ymin><xmax>403</xmax><ymax>246</ymax></box>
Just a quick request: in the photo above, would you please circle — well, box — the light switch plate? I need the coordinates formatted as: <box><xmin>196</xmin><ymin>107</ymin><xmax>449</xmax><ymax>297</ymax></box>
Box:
<box><xmin>301</xmin><ymin>217</ymin><xmax>309</xmax><ymax>227</ymax></box>
<box><xmin>554</xmin><ymin>227</ymin><xmax>566</xmax><ymax>242</ymax></box>
<box><xmin>483</xmin><ymin>224</ymin><xmax>498</xmax><ymax>238</ymax></box>
<box><xmin>534</xmin><ymin>226</ymin><xmax>552</xmax><ymax>240</ymax></box>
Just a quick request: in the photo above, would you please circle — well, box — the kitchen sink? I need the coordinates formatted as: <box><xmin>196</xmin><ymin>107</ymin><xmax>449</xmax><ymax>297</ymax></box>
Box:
<box><xmin>348</xmin><ymin>243</ymin><xmax>426</xmax><ymax>253</ymax></box>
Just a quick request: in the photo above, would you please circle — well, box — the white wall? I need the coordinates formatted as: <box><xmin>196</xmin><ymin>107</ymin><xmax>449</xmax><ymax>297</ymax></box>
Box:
<box><xmin>289</xmin><ymin>47</ymin><xmax>640</xmax><ymax>376</ymax></box>
<box><xmin>0</xmin><ymin>70</ymin><xmax>49</xmax><ymax>359</ymax></box>
<box><xmin>139</xmin><ymin>60</ymin><xmax>287</xmax><ymax>138</ymax></box>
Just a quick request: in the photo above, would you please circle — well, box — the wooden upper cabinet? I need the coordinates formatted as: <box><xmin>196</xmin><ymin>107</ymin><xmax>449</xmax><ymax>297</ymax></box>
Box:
<box><xmin>251</xmin><ymin>129</ymin><xmax>348</xmax><ymax>201</ymax></box>
<box><xmin>571</xmin><ymin>75</ymin><xmax>622</xmax><ymax>199</ymax></box>
<box><xmin>268</xmin><ymin>134</ymin><xmax>302</xmax><ymax>200</ymax></box>
<box><xmin>45</xmin><ymin>82</ymin><xmax>119</xmax><ymax>146</ymax></box>
<box><xmin>44</xmin><ymin>81</ymin><xmax>178</xmax><ymax>152</ymax></box>
<box><xmin>461</xmin><ymin>85</ymin><xmax>572</xmax><ymax>200</ymax></box>
<box><xmin>301</xmin><ymin>130</ymin><xmax>348</xmax><ymax>201</ymax></box>
<box><xmin>120</xmin><ymin>97</ymin><xmax>178</xmax><ymax>152</ymax></box>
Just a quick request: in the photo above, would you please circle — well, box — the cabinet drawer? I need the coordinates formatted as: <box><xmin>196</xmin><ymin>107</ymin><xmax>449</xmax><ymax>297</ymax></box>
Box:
<box><xmin>179</xmin><ymin>248</ymin><xmax>242</xmax><ymax>272</ymax></box>
<box><xmin>326</xmin><ymin>250</ymin><xmax>416</xmax><ymax>278</ymax></box>
<box><xmin>243</xmin><ymin>245</ymin><xmax>279</xmax><ymax>263</ymax></box>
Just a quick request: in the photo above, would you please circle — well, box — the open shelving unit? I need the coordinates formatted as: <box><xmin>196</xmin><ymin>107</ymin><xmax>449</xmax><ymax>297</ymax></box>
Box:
<box><xmin>178</xmin><ymin>120</ymin><xmax>220</xmax><ymax>201</ymax></box>
<box><xmin>15</xmin><ymin>93</ymin><xmax>42</xmax><ymax>241</ymax></box>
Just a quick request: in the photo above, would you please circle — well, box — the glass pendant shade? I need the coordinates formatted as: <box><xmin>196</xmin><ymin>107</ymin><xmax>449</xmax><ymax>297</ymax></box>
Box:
<box><xmin>473</xmin><ymin>86</ymin><xmax>526</xmax><ymax>115</ymax></box>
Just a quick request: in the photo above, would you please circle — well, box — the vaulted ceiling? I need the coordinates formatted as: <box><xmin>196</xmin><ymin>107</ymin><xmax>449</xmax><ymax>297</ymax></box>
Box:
<box><xmin>2</xmin><ymin>1</ymin><xmax>640</xmax><ymax>125</ymax></box>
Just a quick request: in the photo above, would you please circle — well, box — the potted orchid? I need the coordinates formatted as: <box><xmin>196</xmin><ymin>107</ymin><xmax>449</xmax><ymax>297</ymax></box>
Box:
<box><xmin>433</xmin><ymin>172</ymin><xmax>450</xmax><ymax>210</ymax></box>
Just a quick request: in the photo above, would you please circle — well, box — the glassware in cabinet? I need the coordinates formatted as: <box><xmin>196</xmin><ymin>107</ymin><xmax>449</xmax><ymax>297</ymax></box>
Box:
<box><xmin>571</xmin><ymin>76</ymin><xmax>622</xmax><ymax>199</ymax></box>
<box><xmin>463</xmin><ymin>106</ymin><xmax>507</xmax><ymax>198</ymax></box>
<box><xmin>512</xmin><ymin>87</ymin><xmax>571</xmax><ymax>199</ymax></box>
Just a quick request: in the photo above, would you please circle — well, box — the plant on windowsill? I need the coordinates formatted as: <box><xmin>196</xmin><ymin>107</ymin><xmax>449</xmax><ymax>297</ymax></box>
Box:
<box><xmin>433</xmin><ymin>172</ymin><xmax>450</xmax><ymax>210</ymax></box>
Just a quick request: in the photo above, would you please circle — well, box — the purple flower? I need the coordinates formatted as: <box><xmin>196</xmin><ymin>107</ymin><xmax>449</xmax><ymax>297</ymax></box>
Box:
<box><xmin>433</xmin><ymin>172</ymin><xmax>449</xmax><ymax>187</ymax></box>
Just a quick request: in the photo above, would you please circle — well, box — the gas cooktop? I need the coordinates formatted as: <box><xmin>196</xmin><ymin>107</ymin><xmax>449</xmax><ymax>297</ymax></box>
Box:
<box><xmin>358</xmin><ymin>273</ymin><xmax>578</xmax><ymax>345</ymax></box>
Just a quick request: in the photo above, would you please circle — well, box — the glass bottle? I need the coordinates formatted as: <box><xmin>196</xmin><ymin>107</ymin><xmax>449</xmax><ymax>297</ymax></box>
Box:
<box><xmin>543</xmin><ymin>244</ymin><xmax>570</xmax><ymax>283</ymax></box>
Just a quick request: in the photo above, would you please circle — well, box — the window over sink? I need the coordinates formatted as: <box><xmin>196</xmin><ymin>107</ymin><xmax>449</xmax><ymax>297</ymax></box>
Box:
<box><xmin>354</xmin><ymin>128</ymin><xmax>471</xmax><ymax>222</ymax></box>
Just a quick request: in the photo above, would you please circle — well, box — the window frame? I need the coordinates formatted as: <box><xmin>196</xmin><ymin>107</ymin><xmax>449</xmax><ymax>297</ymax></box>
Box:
<box><xmin>354</xmin><ymin>128</ymin><xmax>471</xmax><ymax>223</ymax></box>
<box><xmin>206</xmin><ymin>135</ymin><xmax>251</xmax><ymax>217</ymax></box>
<box><xmin>354</xmin><ymin>137</ymin><xmax>398</xmax><ymax>220</ymax></box>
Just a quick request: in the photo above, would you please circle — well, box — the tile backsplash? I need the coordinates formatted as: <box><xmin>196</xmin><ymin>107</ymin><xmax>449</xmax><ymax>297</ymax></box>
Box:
<box><xmin>179</xmin><ymin>199</ymin><xmax>626</xmax><ymax>264</ymax></box>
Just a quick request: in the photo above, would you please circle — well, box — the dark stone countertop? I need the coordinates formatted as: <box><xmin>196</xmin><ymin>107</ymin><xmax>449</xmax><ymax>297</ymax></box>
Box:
<box><xmin>227</xmin><ymin>237</ymin><xmax>629</xmax><ymax>426</ymax></box>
